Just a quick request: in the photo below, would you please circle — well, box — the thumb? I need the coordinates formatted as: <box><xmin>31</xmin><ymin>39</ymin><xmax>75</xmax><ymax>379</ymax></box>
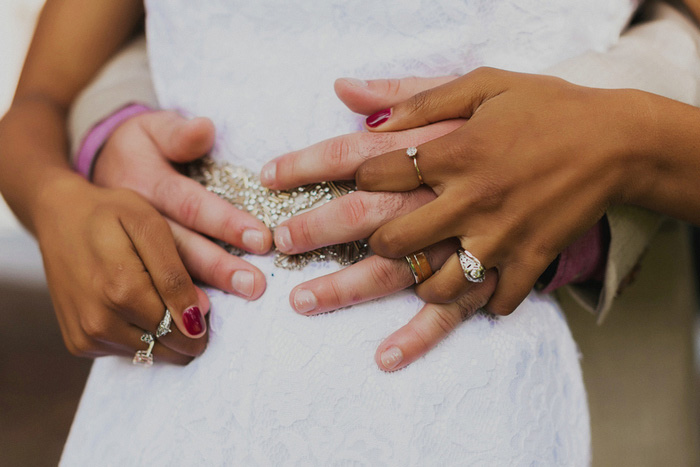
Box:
<box><xmin>334</xmin><ymin>76</ymin><xmax>457</xmax><ymax>115</ymax></box>
<box><xmin>140</xmin><ymin>110</ymin><xmax>216</xmax><ymax>163</ymax></box>
<box><xmin>361</xmin><ymin>67</ymin><xmax>510</xmax><ymax>132</ymax></box>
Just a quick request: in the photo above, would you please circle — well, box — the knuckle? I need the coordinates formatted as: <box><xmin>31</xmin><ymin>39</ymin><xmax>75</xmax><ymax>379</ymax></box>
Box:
<box><xmin>69</xmin><ymin>333</ymin><xmax>98</xmax><ymax>356</ymax></box>
<box><xmin>341</xmin><ymin>193</ymin><xmax>369</xmax><ymax>226</ymax></box>
<box><xmin>427</xmin><ymin>306</ymin><xmax>460</xmax><ymax>335</ymax></box>
<box><xmin>324</xmin><ymin>277</ymin><xmax>346</xmax><ymax>307</ymax></box>
<box><xmin>368</xmin><ymin>258</ymin><xmax>402</xmax><ymax>292</ymax></box>
<box><xmin>407</xmin><ymin>89</ymin><xmax>432</xmax><ymax>116</ymax></box>
<box><xmin>175</xmin><ymin>190</ymin><xmax>204</xmax><ymax>227</ymax></box>
<box><xmin>103</xmin><ymin>274</ymin><xmax>143</xmax><ymax>309</ymax></box>
<box><xmin>386</xmin><ymin>78</ymin><xmax>403</xmax><ymax>98</ymax></box>
<box><xmin>323</xmin><ymin>136</ymin><xmax>354</xmax><ymax>171</ymax></box>
<box><xmin>369</xmin><ymin>227</ymin><xmax>404</xmax><ymax>258</ymax></box>
<box><xmin>80</xmin><ymin>314</ymin><xmax>110</xmax><ymax>341</ymax></box>
<box><xmin>161</xmin><ymin>269</ymin><xmax>191</xmax><ymax>296</ymax></box>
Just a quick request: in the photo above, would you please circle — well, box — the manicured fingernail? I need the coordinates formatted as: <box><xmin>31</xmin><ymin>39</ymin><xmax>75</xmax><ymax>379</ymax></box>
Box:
<box><xmin>275</xmin><ymin>225</ymin><xmax>293</xmax><ymax>252</ymax></box>
<box><xmin>242</xmin><ymin>229</ymin><xmax>265</xmax><ymax>252</ymax></box>
<box><xmin>343</xmin><ymin>77</ymin><xmax>369</xmax><ymax>87</ymax></box>
<box><xmin>293</xmin><ymin>289</ymin><xmax>318</xmax><ymax>314</ymax></box>
<box><xmin>182</xmin><ymin>306</ymin><xmax>205</xmax><ymax>336</ymax></box>
<box><xmin>366</xmin><ymin>108</ymin><xmax>391</xmax><ymax>128</ymax></box>
<box><xmin>232</xmin><ymin>270</ymin><xmax>255</xmax><ymax>298</ymax></box>
<box><xmin>380</xmin><ymin>346</ymin><xmax>403</xmax><ymax>370</ymax></box>
<box><xmin>261</xmin><ymin>162</ymin><xmax>276</xmax><ymax>186</ymax></box>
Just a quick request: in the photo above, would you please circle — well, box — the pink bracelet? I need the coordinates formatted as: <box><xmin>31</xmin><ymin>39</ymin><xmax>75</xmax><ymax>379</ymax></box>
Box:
<box><xmin>73</xmin><ymin>103</ymin><xmax>153</xmax><ymax>179</ymax></box>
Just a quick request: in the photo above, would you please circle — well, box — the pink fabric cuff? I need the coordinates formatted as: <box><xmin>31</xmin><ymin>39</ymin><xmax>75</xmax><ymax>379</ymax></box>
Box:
<box><xmin>541</xmin><ymin>219</ymin><xmax>609</xmax><ymax>293</ymax></box>
<box><xmin>73</xmin><ymin>103</ymin><xmax>152</xmax><ymax>179</ymax></box>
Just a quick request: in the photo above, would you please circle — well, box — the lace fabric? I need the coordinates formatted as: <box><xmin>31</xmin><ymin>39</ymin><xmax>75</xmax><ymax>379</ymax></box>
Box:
<box><xmin>62</xmin><ymin>0</ymin><xmax>638</xmax><ymax>464</ymax></box>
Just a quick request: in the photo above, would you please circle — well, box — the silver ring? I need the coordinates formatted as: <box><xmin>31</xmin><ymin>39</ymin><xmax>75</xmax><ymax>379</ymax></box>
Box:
<box><xmin>132</xmin><ymin>332</ymin><xmax>155</xmax><ymax>367</ymax></box>
<box><xmin>406</xmin><ymin>147</ymin><xmax>424</xmax><ymax>184</ymax></box>
<box><xmin>457</xmin><ymin>248</ymin><xmax>485</xmax><ymax>283</ymax></box>
<box><xmin>156</xmin><ymin>309</ymin><xmax>172</xmax><ymax>338</ymax></box>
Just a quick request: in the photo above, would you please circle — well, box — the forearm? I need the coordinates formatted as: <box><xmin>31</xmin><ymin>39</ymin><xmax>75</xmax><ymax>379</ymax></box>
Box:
<box><xmin>0</xmin><ymin>98</ymin><xmax>89</xmax><ymax>234</ymax></box>
<box><xmin>0</xmin><ymin>0</ymin><xmax>143</xmax><ymax>235</ymax></box>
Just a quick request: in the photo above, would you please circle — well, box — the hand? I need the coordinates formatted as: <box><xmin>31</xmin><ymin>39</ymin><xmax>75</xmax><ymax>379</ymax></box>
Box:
<box><xmin>261</xmin><ymin>76</ymin><xmax>497</xmax><ymax>371</ymax></box>
<box><xmin>355</xmin><ymin>67</ymin><xmax>633</xmax><ymax>315</ymax></box>
<box><xmin>93</xmin><ymin>111</ymin><xmax>271</xmax><ymax>299</ymax></box>
<box><xmin>34</xmin><ymin>176</ymin><xmax>212</xmax><ymax>364</ymax></box>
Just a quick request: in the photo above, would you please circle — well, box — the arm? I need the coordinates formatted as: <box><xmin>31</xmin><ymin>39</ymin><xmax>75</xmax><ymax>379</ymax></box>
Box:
<box><xmin>0</xmin><ymin>1</ymin><xmax>209</xmax><ymax>362</ymax></box>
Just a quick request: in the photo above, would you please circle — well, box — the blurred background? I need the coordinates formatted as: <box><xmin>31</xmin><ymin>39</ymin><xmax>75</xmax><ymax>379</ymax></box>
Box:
<box><xmin>0</xmin><ymin>1</ymin><xmax>699</xmax><ymax>466</ymax></box>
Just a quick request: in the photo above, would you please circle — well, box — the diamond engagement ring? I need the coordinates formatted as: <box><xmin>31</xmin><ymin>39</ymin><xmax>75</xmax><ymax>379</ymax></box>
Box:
<box><xmin>405</xmin><ymin>251</ymin><xmax>433</xmax><ymax>284</ymax></box>
<box><xmin>406</xmin><ymin>147</ymin><xmax>424</xmax><ymax>185</ymax></box>
<box><xmin>132</xmin><ymin>332</ymin><xmax>155</xmax><ymax>367</ymax></box>
<box><xmin>457</xmin><ymin>248</ymin><xmax>486</xmax><ymax>283</ymax></box>
<box><xmin>156</xmin><ymin>309</ymin><xmax>172</xmax><ymax>338</ymax></box>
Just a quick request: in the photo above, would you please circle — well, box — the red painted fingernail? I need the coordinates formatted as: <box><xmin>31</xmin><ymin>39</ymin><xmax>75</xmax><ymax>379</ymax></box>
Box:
<box><xmin>182</xmin><ymin>306</ymin><xmax>205</xmax><ymax>335</ymax></box>
<box><xmin>366</xmin><ymin>108</ymin><xmax>391</xmax><ymax>128</ymax></box>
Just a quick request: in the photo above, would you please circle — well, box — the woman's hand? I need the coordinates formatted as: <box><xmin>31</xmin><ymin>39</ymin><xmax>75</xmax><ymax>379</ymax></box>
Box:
<box><xmin>93</xmin><ymin>110</ymin><xmax>270</xmax><ymax>300</ymax></box>
<box><xmin>355</xmin><ymin>67</ymin><xmax>637</xmax><ymax>315</ymax></box>
<box><xmin>34</xmin><ymin>177</ymin><xmax>211</xmax><ymax>364</ymax></box>
<box><xmin>263</xmin><ymin>76</ymin><xmax>497</xmax><ymax>371</ymax></box>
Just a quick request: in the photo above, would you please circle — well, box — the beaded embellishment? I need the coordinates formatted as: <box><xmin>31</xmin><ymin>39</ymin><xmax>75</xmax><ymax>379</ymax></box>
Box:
<box><xmin>187</xmin><ymin>157</ymin><xmax>369</xmax><ymax>270</ymax></box>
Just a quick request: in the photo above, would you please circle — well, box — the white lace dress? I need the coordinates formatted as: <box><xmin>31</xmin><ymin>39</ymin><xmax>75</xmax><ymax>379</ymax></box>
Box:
<box><xmin>62</xmin><ymin>1</ymin><xmax>638</xmax><ymax>465</ymax></box>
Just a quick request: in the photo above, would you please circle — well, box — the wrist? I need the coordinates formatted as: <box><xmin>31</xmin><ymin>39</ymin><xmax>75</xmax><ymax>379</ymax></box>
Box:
<box><xmin>73</xmin><ymin>103</ymin><xmax>152</xmax><ymax>180</ymax></box>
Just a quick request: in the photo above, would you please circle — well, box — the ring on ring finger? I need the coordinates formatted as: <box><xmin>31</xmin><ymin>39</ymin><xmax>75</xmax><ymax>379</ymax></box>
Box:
<box><xmin>156</xmin><ymin>309</ymin><xmax>172</xmax><ymax>338</ymax></box>
<box><xmin>406</xmin><ymin>147</ymin><xmax>424</xmax><ymax>185</ymax></box>
<box><xmin>457</xmin><ymin>248</ymin><xmax>485</xmax><ymax>283</ymax></box>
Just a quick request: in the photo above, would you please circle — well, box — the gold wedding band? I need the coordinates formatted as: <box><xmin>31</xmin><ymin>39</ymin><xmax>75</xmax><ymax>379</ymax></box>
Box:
<box><xmin>406</xmin><ymin>147</ymin><xmax>424</xmax><ymax>185</ymax></box>
<box><xmin>405</xmin><ymin>251</ymin><xmax>433</xmax><ymax>284</ymax></box>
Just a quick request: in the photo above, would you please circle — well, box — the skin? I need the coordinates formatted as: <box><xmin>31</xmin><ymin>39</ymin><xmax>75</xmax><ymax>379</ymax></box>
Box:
<box><xmin>0</xmin><ymin>1</ymin><xmax>270</xmax><ymax>364</ymax></box>
<box><xmin>4</xmin><ymin>0</ymin><xmax>700</xmax><ymax>369</ymax></box>
<box><xmin>353</xmin><ymin>67</ymin><xmax>700</xmax><ymax>317</ymax></box>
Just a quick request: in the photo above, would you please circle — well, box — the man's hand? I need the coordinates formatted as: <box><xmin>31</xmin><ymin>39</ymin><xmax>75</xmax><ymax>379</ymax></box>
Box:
<box><xmin>93</xmin><ymin>111</ymin><xmax>271</xmax><ymax>299</ymax></box>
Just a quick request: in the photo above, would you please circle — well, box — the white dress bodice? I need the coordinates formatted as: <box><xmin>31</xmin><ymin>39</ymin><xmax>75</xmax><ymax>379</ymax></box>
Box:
<box><xmin>62</xmin><ymin>1</ymin><xmax>637</xmax><ymax>465</ymax></box>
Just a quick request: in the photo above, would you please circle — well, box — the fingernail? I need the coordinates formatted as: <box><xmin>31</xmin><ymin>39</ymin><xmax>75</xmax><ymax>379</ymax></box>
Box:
<box><xmin>366</xmin><ymin>108</ymin><xmax>391</xmax><ymax>128</ymax></box>
<box><xmin>182</xmin><ymin>306</ymin><xmax>205</xmax><ymax>336</ymax></box>
<box><xmin>380</xmin><ymin>346</ymin><xmax>403</xmax><ymax>370</ymax></box>
<box><xmin>242</xmin><ymin>229</ymin><xmax>265</xmax><ymax>252</ymax></box>
<box><xmin>232</xmin><ymin>270</ymin><xmax>255</xmax><ymax>298</ymax></box>
<box><xmin>260</xmin><ymin>162</ymin><xmax>276</xmax><ymax>186</ymax></box>
<box><xmin>275</xmin><ymin>225</ymin><xmax>293</xmax><ymax>252</ymax></box>
<box><xmin>343</xmin><ymin>77</ymin><xmax>369</xmax><ymax>87</ymax></box>
<box><xmin>293</xmin><ymin>289</ymin><xmax>318</xmax><ymax>314</ymax></box>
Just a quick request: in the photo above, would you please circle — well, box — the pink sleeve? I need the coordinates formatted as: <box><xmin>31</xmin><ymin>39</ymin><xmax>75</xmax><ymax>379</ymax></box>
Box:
<box><xmin>540</xmin><ymin>218</ymin><xmax>609</xmax><ymax>293</ymax></box>
<box><xmin>73</xmin><ymin>103</ymin><xmax>152</xmax><ymax>179</ymax></box>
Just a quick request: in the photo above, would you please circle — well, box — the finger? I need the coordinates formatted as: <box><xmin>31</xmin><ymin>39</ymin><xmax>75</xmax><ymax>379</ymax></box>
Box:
<box><xmin>138</xmin><ymin>110</ymin><xmax>216</xmax><ymax>163</ymax></box>
<box><xmin>275</xmin><ymin>188</ymin><xmax>435</xmax><ymax>254</ymax></box>
<box><xmin>151</xmin><ymin>172</ymin><xmax>272</xmax><ymax>254</ymax></box>
<box><xmin>374</xmin><ymin>273</ymin><xmax>497</xmax><ymax>371</ymax></box>
<box><xmin>68</xmin><ymin>304</ymin><xmax>198</xmax><ymax>365</ymax></box>
<box><xmin>483</xmin><ymin>266</ymin><xmax>542</xmax><ymax>316</ymax></box>
<box><xmin>334</xmin><ymin>76</ymin><xmax>458</xmax><ymax>115</ymax></box>
<box><xmin>107</xmin><ymin>323</ymin><xmax>196</xmax><ymax>365</ymax></box>
<box><xmin>367</xmin><ymin>197</ymin><xmax>465</xmax><ymax>259</ymax></box>
<box><xmin>168</xmin><ymin>220</ymin><xmax>267</xmax><ymax>300</ymax></box>
<box><xmin>289</xmin><ymin>240</ymin><xmax>456</xmax><ymax>315</ymax></box>
<box><xmin>355</xmin><ymin>128</ymin><xmax>467</xmax><ymax>192</ymax></box>
<box><xmin>115</xmin><ymin>197</ymin><xmax>206</xmax><ymax>339</ymax></box>
<box><xmin>260</xmin><ymin>121</ymin><xmax>460</xmax><ymax>190</ymax></box>
<box><xmin>362</xmin><ymin>67</ymin><xmax>511</xmax><ymax>132</ymax></box>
